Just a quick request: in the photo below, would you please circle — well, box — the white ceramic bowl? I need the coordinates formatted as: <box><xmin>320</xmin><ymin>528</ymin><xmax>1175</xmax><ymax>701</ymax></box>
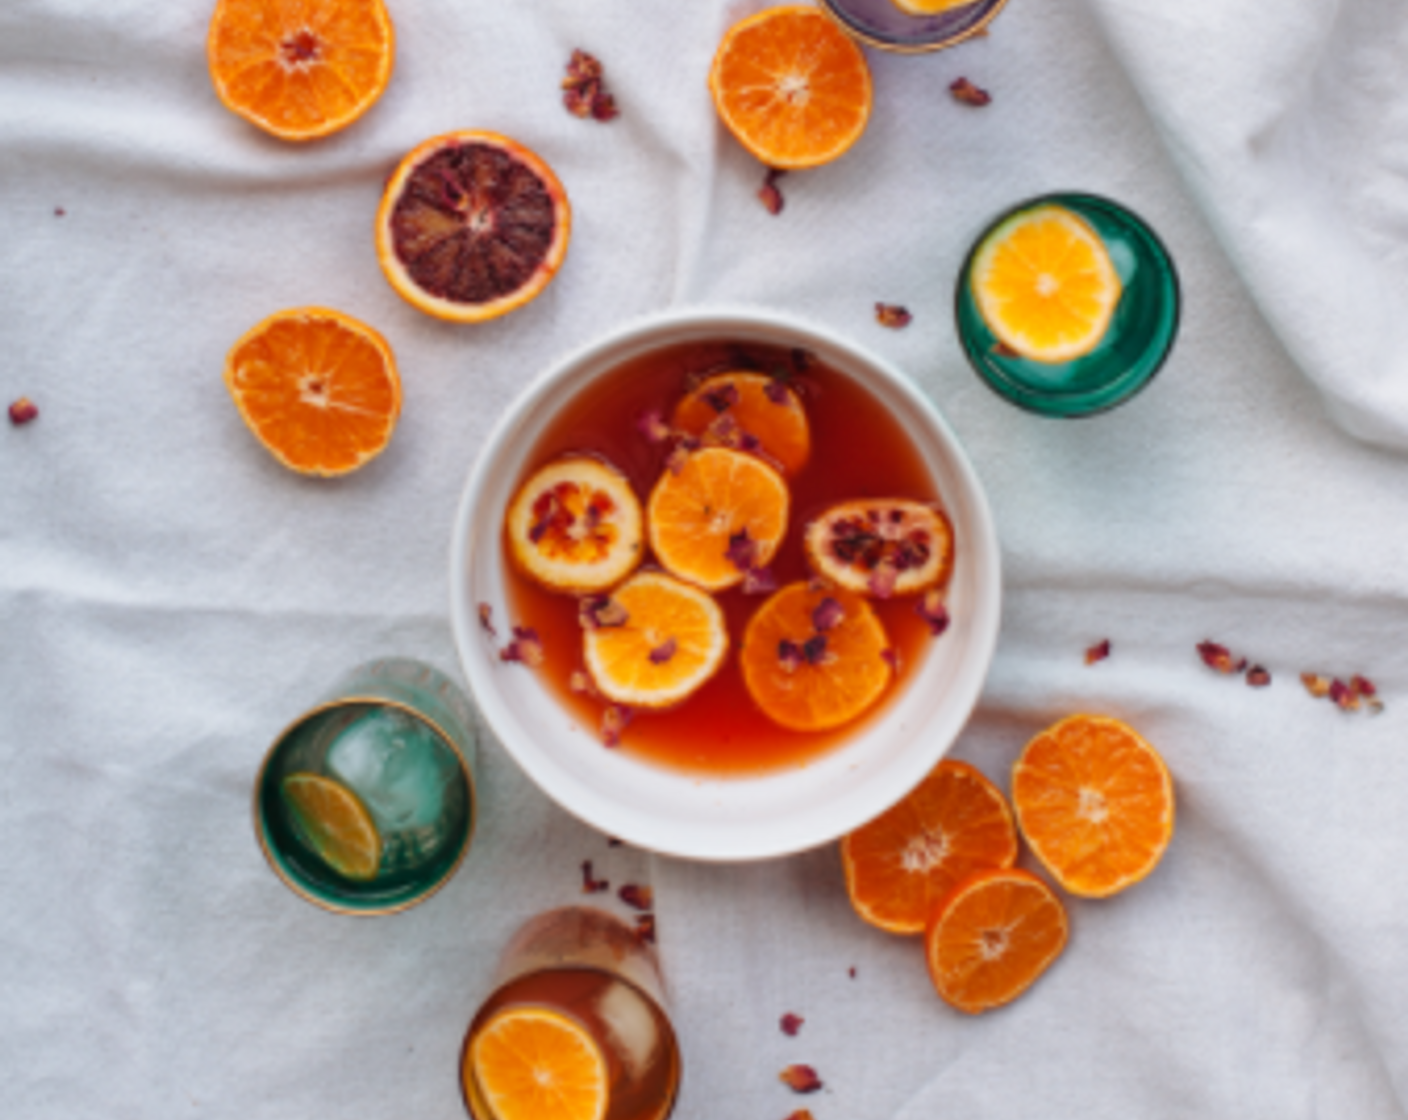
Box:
<box><xmin>449</xmin><ymin>308</ymin><xmax>1001</xmax><ymax>861</ymax></box>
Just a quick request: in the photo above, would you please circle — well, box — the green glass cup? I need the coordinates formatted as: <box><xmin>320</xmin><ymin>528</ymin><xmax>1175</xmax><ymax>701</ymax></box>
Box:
<box><xmin>955</xmin><ymin>192</ymin><xmax>1181</xmax><ymax>417</ymax></box>
<box><xmin>254</xmin><ymin>658</ymin><xmax>478</xmax><ymax>916</ymax></box>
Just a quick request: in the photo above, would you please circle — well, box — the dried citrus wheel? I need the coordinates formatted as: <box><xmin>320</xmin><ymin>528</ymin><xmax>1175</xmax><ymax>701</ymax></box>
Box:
<box><xmin>841</xmin><ymin>760</ymin><xmax>1019</xmax><ymax>935</ymax></box>
<box><xmin>376</xmin><ymin>131</ymin><xmax>571</xmax><ymax>323</ymax></box>
<box><xmin>647</xmin><ymin>447</ymin><xmax>789</xmax><ymax>592</ymax></box>
<box><xmin>740</xmin><ymin>583</ymin><xmax>892</xmax><ymax>731</ymax></box>
<box><xmin>466</xmin><ymin>1007</ymin><xmax>609</xmax><ymax>1120</ymax></box>
<box><xmin>506</xmin><ymin>458</ymin><xmax>644</xmax><ymax>594</ymax></box>
<box><xmin>1012</xmin><ymin>714</ymin><xmax>1175</xmax><ymax>898</ymax></box>
<box><xmin>971</xmin><ymin>205</ymin><xmax>1123</xmax><ymax>363</ymax></box>
<box><xmin>804</xmin><ymin>499</ymin><xmax>954</xmax><ymax>599</ymax></box>
<box><xmin>924</xmin><ymin>868</ymin><xmax>1069</xmax><ymax>1014</ymax></box>
<box><xmin>281</xmin><ymin>772</ymin><xmax>381</xmax><ymax>881</ymax></box>
<box><xmin>672</xmin><ymin>372</ymin><xmax>810</xmax><ymax>477</ymax></box>
<box><xmin>223</xmin><ymin>307</ymin><xmax>401</xmax><ymax>477</ymax></box>
<box><xmin>709</xmin><ymin>5</ymin><xmax>873</xmax><ymax>170</ymax></box>
<box><xmin>583</xmin><ymin>571</ymin><xmax>728</xmax><ymax>709</ymax></box>
<box><xmin>207</xmin><ymin>0</ymin><xmax>394</xmax><ymax>141</ymax></box>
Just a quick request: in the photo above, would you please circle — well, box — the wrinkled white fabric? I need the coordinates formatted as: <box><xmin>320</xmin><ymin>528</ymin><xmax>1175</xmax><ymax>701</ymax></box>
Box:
<box><xmin>2</xmin><ymin>1</ymin><xmax>1407</xmax><ymax>1118</ymax></box>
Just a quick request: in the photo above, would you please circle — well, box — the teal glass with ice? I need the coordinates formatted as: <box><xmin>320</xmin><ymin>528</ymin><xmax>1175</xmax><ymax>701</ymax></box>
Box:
<box><xmin>955</xmin><ymin>192</ymin><xmax>1181</xmax><ymax>417</ymax></box>
<box><xmin>254</xmin><ymin>658</ymin><xmax>478</xmax><ymax>915</ymax></box>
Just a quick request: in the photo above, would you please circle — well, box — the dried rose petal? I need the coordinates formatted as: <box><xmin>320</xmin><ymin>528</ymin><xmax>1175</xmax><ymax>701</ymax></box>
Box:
<box><xmin>1301</xmin><ymin>672</ymin><xmax>1332</xmax><ymax>698</ymax></box>
<box><xmin>477</xmin><ymin>602</ymin><xmax>497</xmax><ymax>638</ymax></box>
<box><xmin>725</xmin><ymin>529</ymin><xmax>759</xmax><ymax>573</ymax></box>
<box><xmin>1330</xmin><ymin>679</ymin><xmax>1359</xmax><ymax>711</ymax></box>
<box><xmin>802</xmin><ymin>635</ymin><xmax>828</xmax><ymax>666</ymax></box>
<box><xmin>1351</xmin><ymin>675</ymin><xmax>1378</xmax><ymax>698</ymax></box>
<box><xmin>563</xmin><ymin>85</ymin><xmax>594</xmax><ymax>118</ymax></box>
<box><xmin>848</xmin><ymin>966</ymin><xmax>857</xmax><ymax>979</ymax></box>
<box><xmin>569</xmin><ymin>670</ymin><xmax>598</xmax><ymax>696</ymax></box>
<box><xmin>811</xmin><ymin>597</ymin><xmax>844</xmax><ymax>632</ymax></box>
<box><xmin>636</xmin><ymin>408</ymin><xmax>672</xmax><ymax>444</ymax></box>
<box><xmin>500</xmin><ymin>626</ymin><xmax>545</xmax><ymax>667</ymax></box>
<box><xmin>868</xmin><ymin>563</ymin><xmax>899</xmax><ymax>599</ymax></box>
<box><xmin>579</xmin><ymin>595</ymin><xmax>629</xmax><ymax>631</ymax></box>
<box><xmin>778</xmin><ymin>640</ymin><xmax>803</xmax><ymax>673</ymax></box>
<box><xmin>606</xmin><ymin>836</ymin><xmax>624</xmax><ymax>847</ymax></box>
<box><xmin>764</xmin><ymin>378</ymin><xmax>790</xmax><ymax>405</ymax></box>
<box><xmin>1197</xmin><ymin>641</ymin><xmax>1246</xmax><ymax>675</ymax></box>
<box><xmin>791</xmin><ymin>347</ymin><xmax>814</xmax><ymax>373</ymax></box>
<box><xmin>1246</xmin><ymin>665</ymin><xmax>1271</xmax><ymax>688</ymax></box>
<box><xmin>649</xmin><ymin>637</ymin><xmax>677</xmax><ymax>665</ymax></box>
<box><xmin>634</xmin><ymin>913</ymin><xmax>656</xmax><ymax>944</ymax></box>
<box><xmin>737</xmin><ymin>430</ymin><xmax>763</xmax><ymax>454</ymax></box>
<box><xmin>562</xmin><ymin>50</ymin><xmax>618</xmax><ymax>122</ymax></box>
<box><xmin>591</xmin><ymin>91</ymin><xmax>619</xmax><ymax>121</ymax></box>
<box><xmin>581</xmin><ymin>859</ymin><xmax>608</xmax><ymax>894</ymax></box>
<box><xmin>917</xmin><ymin>590</ymin><xmax>950</xmax><ymax>637</ymax></box>
<box><xmin>949</xmin><ymin>77</ymin><xmax>992</xmax><ymax>106</ymax></box>
<box><xmin>54</xmin><ymin>207</ymin><xmax>65</xmax><ymax>217</ymax></box>
<box><xmin>759</xmin><ymin>168</ymin><xmax>786</xmax><ymax>216</ymax></box>
<box><xmin>564</xmin><ymin>49</ymin><xmax>602</xmax><ymax>85</ymax></box>
<box><xmin>875</xmin><ymin>303</ymin><xmax>912</xmax><ymax>329</ymax></box>
<box><xmin>601</xmin><ymin>704</ymin><xmax>632</xmax><ymax>747</ymax></box>
<box><xmin>619</xmin><ymin>883</ymin><xmax>654</xmax><ymax>911</ymax></box>
<box><xmin>742</xmin><ymin>565</ymin><xmax>778</xmax><ymax>595</ymax></box>
<box><xmin>666</xmin><ymin>444</ymin><xmax>691</xmax><ymax>475</ymax></box>
<box><xmin>703</xmin><ymin>382</ymin><xmax>741</xmax><ymax>413</ymax></box>
<box><xmin>780</xmin><ymin>1013</ymin><xmax>804</xmax><ymax>1037</ymax></box>
<box><xmin>780</xmin><ymin>1065</ymin><xmax>823</xmax><ymax>1094</ymax></box>
<box><xmin>1084</xmin><ymin>639</ymin><xmax>1110</xmax><ymax>665</ymax></box>
<box><xmin>8</xmin><ymin>398</ymin><xmax>38</xmax><ymax>426</ymax></box>
<box><xmin>881</xmin><ymin>647</ymin><xmax>902</xmax><ymax>673</ymax></box>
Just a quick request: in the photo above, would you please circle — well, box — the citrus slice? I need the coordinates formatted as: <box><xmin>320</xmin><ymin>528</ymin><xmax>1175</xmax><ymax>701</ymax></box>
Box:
<box><xmin>740</xmin><ymin>582</ymin><xmax>892</xmax><ymax>731</ymax></box>
<box><xmin>583</xmin><ymin>571</ymin><xmax>728</xmax><ymax>709</ymax></box>
<box><xmin>891</xmin><ymin>0</ymin><xmax>977</xmax><ymax>13</ymax></box>
<box><xmin>507</xmin><ymin>458</ymin><xmax>644</xmax><ymax>594</ymax></box>
<box><xmin>709</xmin><ymin>5</ymin><xmax>873</xmax><ymax>170</ymax></box>
<box><xmin>1011</xmin><ymin>714</ymin><xmax>1175</xmax><ymax>898</ymax></box>
<box><xmin>207</xmin><ymin>0</ymin><xmax>394</xmax><ymax>141</ymax></box>
<box><xmin>804</xmin><ymin>499</ymin><xmax>954</xmax><ymax>599</ymax></box>
<box><xmin>281</xmin><ymin>772</ymin><xmax>381</xmax><ymax>881</ymax></box>
<box><xmin>842</xmin><ymin>760</ymin><xmax>1019</xmax><ymax>934</ymax></box>
<box><xmin>467</xmin><ymin>1007</ymin><xmax>609</xmax><ymax>1120</ymax></box>
<box><xmin>672</xmin><ymin>372</ymin><xmax>810</xmax><ymax>477</ymax></box>
<box><xmin>647</xmin><ymin>447</ymin><xmax>789</xmax><ymax>592</ymax></box>
<box><xmin>924</xmin><ymin>868</ymin><xmax>1069</xmax><ymax>1014</ymax></box>
<box><xmin>376</xmin><ymin>131</ymin><xmax>571</xmax><ymax>323</ymax></box>
<box><xmin>223</xmin><ymin>307</ymin><xmax>401</xmax><ymax>477</ymax></box>
<box><xmin>971</xmin><ymin>204</ymin><xmax>1122</xmax><ymax>363</ymax></box>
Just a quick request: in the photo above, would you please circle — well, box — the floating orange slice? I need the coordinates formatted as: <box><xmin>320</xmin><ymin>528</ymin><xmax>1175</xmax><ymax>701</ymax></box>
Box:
<box><xmin>207</xmin><ymin>0</ymin><xmax>394</xmax><ymax>141</ymax></box>
<box><xmin>506</xmin><ymin>458</ymin><xmax>644</xmax><ymax>594</ymax></box>
<box><xmin>223</xmin><ymin>307</ymin><xmax>401</xmax><ymax>477</ymax></box>
<box><xmin>376</xmin><ymin>131</ymin><xmax>571</xmax><ymax>323</ymax></box>
<box><xmin>891</xmin><ymin>0</ymin><xmax>975</xmax><ymax>14</ymax></box>
<box><xmin>924</xmin><ymin>868</ymin><xmax>1069</xmax><ymax>1014</ymax></box>
<box><xmin>672</xmin><ymin>372</ymin><xmax>810</xmax><ymax>477</ymax></box>
<box><xmin>842</xmin><ymin>760</ymin><xmax>1019</xmax><ymax>934</ymax></box>
<box><xmin>805</xmin><ymin>499</ymin><xmax>954</xmax><ymax>599</ymax></box>
<box><xmin>466</xmin><ymin>1007</ymin><xmax>609</xmax><ymax>1120</ymax></box>
<box><xmin>281</xmin><ymin>772</ymin><xmax>381</xmax><ymax>881</ymax></box>
<box><xmin>647</xmin><ymin>447</ymin><xmax>789</xmax><ymax>592</ymax></box>
<box><xmin>971</xmin><ymin>205</ymin><xmax>1122</xmax><ymax>363</ymax></box>
<box><xmin>740</xmin><ymin>583</ymin><xmax>892</xmax><ymax>732</ymax></box>
<box><xmin>583</xmin><ymin>571</ymin><xmax>728</xmax><ymax>709</ymax></box>
<box><xmin>709</xmin><ymin>5</ymin><xmax>873</xmax><ymax>170</ymax></box>
<box><xmin>1011</xmin><ymin>714</ymin><xmax>1175</xmax><ymax>898</ymax></box>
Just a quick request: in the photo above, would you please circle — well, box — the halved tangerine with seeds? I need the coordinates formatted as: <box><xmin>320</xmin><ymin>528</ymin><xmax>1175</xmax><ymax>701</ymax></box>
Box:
<box><xmin>648</xmin><ymin>447</ymin><xmax>789</xmax><ymax>592</ymax></box>
<box><xmin>507</xmin><ymin>457</ymin><xmax>643</xmax><ymax>594</ymax></box>
<box><xmin>583</xmin><ymin>571</ymin><xmax>728</xmax><ymax>709</ymax></box>
<box><xmin>672</xmin><ymin>372</ymin><xmax>810</xmax><ymax>477</ymax></box>
<box><xmin>207</xmin><ymin>0</ymin><xmax>394</xmax><ymax>141</ymax></box>
<box><xmin>466</xmin><ymin>1006</ymin><xmax>609</xmax><ymax>1120</ymax></box>
<box><xmin>376</xmin><ymin>131</ymin><xmax>571</xmax><ymax>323</ymax></box>
<box><xmin>281</xmin><ymin>772</ymin><xmax>381</xmax><ymax>881</ymax></box>
<box><xmin>1011</xmin><ymin>714</ymin><xmax>1175</xmax><ymax>898</ymax></box>
<box><xmin>740</xmin><ymin>582</ymin><xmax>892</xmax><ymax>732</ymax></box>
<box><xmin>223</xmin><ymin>307</ymin><xmax>401</xmax><ymax>477</ymax></box>
<box><xmin>842</xmin><ymin>760</ymin><xmax>1019</xmax><ymax>935</ymax></box>
<box><xmin>805</xmin><ymin>499</ymin><xmax>954</xmax><ymax>599</ymax></box>
<box><xmin>924</xmin><ymin>868</ymin><xmax>1069</xmax><ymax>1014</ymax></box>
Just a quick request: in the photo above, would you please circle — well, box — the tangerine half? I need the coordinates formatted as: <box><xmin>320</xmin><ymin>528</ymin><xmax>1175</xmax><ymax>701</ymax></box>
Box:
<box><xmin>376</xmin><ymin>131</ymin><xmax>571</xmax><ymax>323</ymax></box>
<box><xmin>466</xmin><ymin>1007</ymin><xmax>609</xmax><ymax>1120</ymax></box>
<box><xmin>740</xmin><ymin>582</ymin><xmax>892</xmax><ymax>732</ymax></box>
<box><xmin>671</xmin><ymin>371</ymin><xmax>811</xmax><ymax>477</ymax></box>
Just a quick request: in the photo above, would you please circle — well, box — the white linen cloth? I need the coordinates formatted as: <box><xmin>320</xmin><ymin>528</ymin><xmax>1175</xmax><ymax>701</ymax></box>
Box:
<box><xmin>2</xmin><ymin>1</ymin><xmax>1407</xmax><ymax>1117</ymax></box>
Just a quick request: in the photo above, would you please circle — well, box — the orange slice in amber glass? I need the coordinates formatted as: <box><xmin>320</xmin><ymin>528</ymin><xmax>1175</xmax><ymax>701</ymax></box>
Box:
<box><xmin>467</xmin><ymin>1007</ymin><xmax>609</xmax><ymax>1120</ymax></box>
<box><xmin>223</xmin><ymin>307</ymin><xmax>401</xmax><ymax>477</ymax></box>
<box><xmin>1011</xmin><ymin>714</ymin><xmax>1175</xmax><ymax>898</ymax></box>
<box><xmin>207</xmin><ymin>0</ymin><xmax>394</xmax><ymax>141</ymax></box>
<box><xmin>672</xmin><ymin>371</ymin><xmax>811</xmax><ymax>477</ymax></box>
<box><xmin>709</xmin><ymin>5</ymin><xmax>873</xmax><ymax>170</ymax></box>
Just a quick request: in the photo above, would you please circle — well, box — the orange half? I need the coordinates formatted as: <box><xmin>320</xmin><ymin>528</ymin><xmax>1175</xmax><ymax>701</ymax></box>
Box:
<box><xmin>467</xmin><ymin>1007</ymin><xmax>609</xmax><ymax>1120</ymax></box>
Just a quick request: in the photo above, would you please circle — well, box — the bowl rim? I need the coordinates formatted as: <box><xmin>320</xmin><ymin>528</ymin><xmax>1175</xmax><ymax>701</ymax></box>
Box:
<box><xmin>448</xmin><ymin>305</ymin><xmax>1002</xmax><ymax>861</ymax></box>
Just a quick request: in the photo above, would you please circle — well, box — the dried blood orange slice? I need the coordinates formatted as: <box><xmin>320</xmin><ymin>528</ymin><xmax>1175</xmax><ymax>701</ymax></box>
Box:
<box><xmin>207</xmin><ymin>0</ymin><xmax>394</xmax><ymax>141</ymax></box>
<box><xmin>924</xmin><ymin>868</ymin><xmax>1069</xmax><ymax>1014</ymax></box>
<box><xmin>376</xmin><ymin>131</ymin><xmax>571</xmax><ymax>323</ymax></box>
<box><xmin>804</xmin><ymin>499</ymin><xmax>954</xmax><ymax>599</ymax></box>
<box><xmin>223</xmin><ymin>307</ymin><xmax>401</xmax><ymax>477</ymax></box>
<box><xmin>647</xmin><ymin>447</ymin><xmax>789</xmax><ymax>592</ymax></box>
<box><xmin>1011</xmin><ymin>714</ymin><xmax>1175</xmax><ymax>898</ymax></box>
<box><xmin>583</xmin><ymin>571</ymin><xmax>728</xmax><ymax>709</ymax></box>
<box><xmin>740</xmin><ymin>583</ymin><xmax>892</xmax><ymax>732</ymax></box>
<box><xmin>842</xmin><ymin>760</ymin><xmax>1019</xmax><ymax>935</ymax></box>
<box><xmin>672</xmin><ymin>372</ymin><xmax>810</xmax><ymax>477</ymax></box>
<box><xmin>506</xmin><ymin>458</ymin><xmax>643</xmax><ymax>594</ymax></box>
